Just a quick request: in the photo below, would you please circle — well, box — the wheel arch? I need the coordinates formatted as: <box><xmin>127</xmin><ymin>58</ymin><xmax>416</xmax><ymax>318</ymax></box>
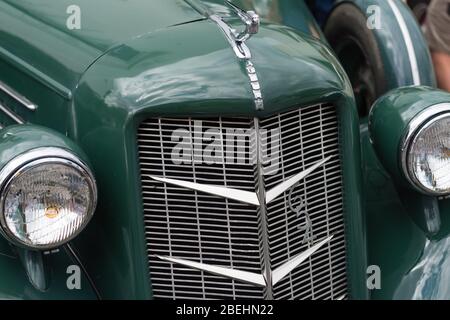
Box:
<box><xmin>332</xmin><ymin>0</ymin><xmax>436</xmax><ymax>89</ymax></box>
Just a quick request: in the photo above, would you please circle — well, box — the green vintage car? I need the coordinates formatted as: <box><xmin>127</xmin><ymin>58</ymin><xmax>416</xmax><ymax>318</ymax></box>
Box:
<box><xmin>0</xmin><ymin>0</ymin><xmax>449</xmax><ymax>300</ymax></box>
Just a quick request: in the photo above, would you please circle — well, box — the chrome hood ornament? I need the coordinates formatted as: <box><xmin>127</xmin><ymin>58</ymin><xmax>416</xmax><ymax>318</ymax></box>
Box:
<box><xmin>226</xmin><ymin>0</ymin><xmax>260</xmax><ymax>43</ymax></box>
<box><xmin>206</xmin><ymin>1</ymin><xmax>264</xmax><ymax>110</ymax></box>
<box><xmin>209</xmin><ymin>0</ymin><xmax>260</xmax><ymax>59</ymax></box>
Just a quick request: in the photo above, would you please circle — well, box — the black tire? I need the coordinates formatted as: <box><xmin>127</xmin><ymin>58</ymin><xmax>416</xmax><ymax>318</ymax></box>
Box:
<box><xmin>324</xmin><ymin>3</ymin><xmax>387</xmax><ymax>117</ymax></box>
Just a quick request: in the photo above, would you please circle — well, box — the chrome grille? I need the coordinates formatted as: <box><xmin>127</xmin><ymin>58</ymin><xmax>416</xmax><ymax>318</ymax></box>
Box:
<box><xmin>138</xmin><ymin>103</ymin><xmax>348</xmax><ymax>300</ymax></box>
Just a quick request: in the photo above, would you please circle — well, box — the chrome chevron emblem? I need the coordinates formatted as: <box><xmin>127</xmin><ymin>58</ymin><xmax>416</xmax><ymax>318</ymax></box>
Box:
<box><xmin>271</xmin><ymin>236</ymin><xmax>332</xmax><ymax>285</ymax></box>
<box><xmin>155</xmin><ymin>235</ymin><xmax>333</xmax><ymax>287</ymax></box>
<box><xmin>265</xmin><ymin>157</ymin><xmax>331</xmax><ymax>204</ymax></box>
<box><xmin>149</xmin><ymin>156</ymin><xmax>331</xmax><ymax>207</ymax></box>
<box><xmin>150</xmin><ymin>176</ymin><xmax>260</xmax><ymax>206</ymax></box>
<box><xmin>155</xmin><ymin>255</ymin><xmax>266</xmax><ymax>287</ymax></box>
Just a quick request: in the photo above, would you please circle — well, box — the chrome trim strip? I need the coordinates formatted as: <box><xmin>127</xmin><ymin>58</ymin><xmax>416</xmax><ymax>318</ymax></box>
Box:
<box><xmin>400</xmin><ymin>103</ymin><xmax>450</xmax><ymax>194</ymax></box>
<box><xmin>271</xmin><ymin>235</ymin><xmax>333</xmax><ymax>285</ymax></box>
<box><xmin>155</xmin><ymin>255</ymin><xmax>266</xmax><ymax>287</ymax></box>
<box><xmin>387</xmin><ymin>0</ymin><xmax>420</xmax><ymax>85</ymax></box>
<box><xmin>0</xmin><ymin>47</ymin><xmax>72</xmax><ymax>100</ymax></box>
<box><xmin>266</xmin><ymin>156</ymin><xmax>331</xmax><ymax>204</ymax></box>
<box><xmin>253</xmin><ymin>117</ymin><xmax>273</xmax><ymax>298</ymax></box>
<box><xmin>149</xmin><ymin>175</ymin><xmax>260</xmax><ymax>206</ymax></box>
<box><xmin>0</xmin><ymin>101</ymin><xmax>25</xmax><ymax>124</ymax></box>
<box><xmin>0</xmin><ymin>80</ymin><xmax>37</xmax><ymax>111</ymax></box>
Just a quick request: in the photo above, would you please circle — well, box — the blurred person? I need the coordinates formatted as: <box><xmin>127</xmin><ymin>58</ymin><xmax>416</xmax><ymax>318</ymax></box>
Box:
<box><xmin>425</xmin><ymin>0</ymin><xmax>450</xmax><ymax>91</ymax></box>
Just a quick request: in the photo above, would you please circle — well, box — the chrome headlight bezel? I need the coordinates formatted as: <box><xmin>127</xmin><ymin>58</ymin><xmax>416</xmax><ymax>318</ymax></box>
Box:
<box><xmin>400</xmin><ymin>103</ymin><xmax>450</xmax><ymax>195</ymax></box>
<box><xmin>0</xmin><ymin>147</ymin><xmax>97</xmax><ymax>250</ymax></box>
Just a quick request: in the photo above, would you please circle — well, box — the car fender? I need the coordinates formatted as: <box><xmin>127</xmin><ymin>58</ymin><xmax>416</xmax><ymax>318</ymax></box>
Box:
<box><xmin>336</xmin><ymin>0</ymin><xmax>436</xmax><ymax>88</ymax></box>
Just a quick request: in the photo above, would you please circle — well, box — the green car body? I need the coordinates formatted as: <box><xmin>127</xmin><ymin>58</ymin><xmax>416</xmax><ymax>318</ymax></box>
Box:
<box><xmin>0</xmin><ymin>0</ymin><xmax>448</xmax><ymax>300</ymax></box>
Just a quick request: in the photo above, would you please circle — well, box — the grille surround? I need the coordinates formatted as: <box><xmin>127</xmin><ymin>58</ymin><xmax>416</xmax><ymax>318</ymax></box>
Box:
<box><xmin>138</xmin><ymin>103</ymin><xmax>348</xmax><ymax>300</ymax></box>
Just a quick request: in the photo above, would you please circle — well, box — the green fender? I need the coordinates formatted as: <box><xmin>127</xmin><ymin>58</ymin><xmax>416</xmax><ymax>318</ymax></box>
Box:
<box><xmin>337</xmin><ymin>0</ymin><xmax>436</xmax><ymax>88</ymax></box>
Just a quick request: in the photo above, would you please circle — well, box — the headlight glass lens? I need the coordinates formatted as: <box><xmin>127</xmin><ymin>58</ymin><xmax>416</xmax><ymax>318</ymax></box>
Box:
<box><xmin>2</xmin><ymin>159</ymin><xmax>96</xmax><ymax>249</ymax></box>
<box><xmin>407</xmin><ymin>114</ymin><xmax>450</xmax><ymax>194</ymax></box>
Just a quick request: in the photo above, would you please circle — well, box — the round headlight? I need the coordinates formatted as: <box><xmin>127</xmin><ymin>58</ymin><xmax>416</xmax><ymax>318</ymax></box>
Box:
<box><xmin>0</xmin><ymin>147</ymin><xmax>97</xmax><ymax>249</ymax></box>
<box><xmin>402</xmin><ymin>103</ymin><xmax>450</xmax><ymax>195</ymax></box>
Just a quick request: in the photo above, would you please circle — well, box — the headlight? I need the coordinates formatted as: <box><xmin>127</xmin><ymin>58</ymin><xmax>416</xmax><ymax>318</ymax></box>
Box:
<box><xmin>401</xmin><ymin>103</ymin><xmax>450</xmax><ymax>195</ymax></box>
<box><xmin>0</xmin><ymin>147</ymin><xmax>97</xmax><ymax>250</ymax></box>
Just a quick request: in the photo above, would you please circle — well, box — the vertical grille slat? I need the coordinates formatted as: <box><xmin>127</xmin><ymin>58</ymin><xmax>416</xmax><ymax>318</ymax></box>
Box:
<box><xmin>138</xmin><ymin>103</ymin><xmax>348</xmax><ymax>300</ymax></box>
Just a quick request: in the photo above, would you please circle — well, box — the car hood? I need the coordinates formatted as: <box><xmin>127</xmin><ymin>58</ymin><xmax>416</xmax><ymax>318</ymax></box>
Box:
<box><xmin>74</xmin><ymin>19</ymin><xmax>352</xmax><ymax>121</ymax></box>
<box><xmin>0</xmin><ymin>0</ymin><xmax>204</xmax><ymax>91</ymax></box>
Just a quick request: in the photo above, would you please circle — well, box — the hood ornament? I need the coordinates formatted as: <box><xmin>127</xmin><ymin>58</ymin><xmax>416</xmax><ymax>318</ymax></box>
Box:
<box><xmin>208</xmin><ymin>1</ymin><xmax>263</xmax><ymax>109</ymax></box>
<box><xmin>209</xmin><ymin>1</ymin><xmax>260</xmax><ymax>59</ymax></box>
<box><xmin>225</xmin><ymin>0</ymin><xmax>260</xmax><ymax>43</ymax></box>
